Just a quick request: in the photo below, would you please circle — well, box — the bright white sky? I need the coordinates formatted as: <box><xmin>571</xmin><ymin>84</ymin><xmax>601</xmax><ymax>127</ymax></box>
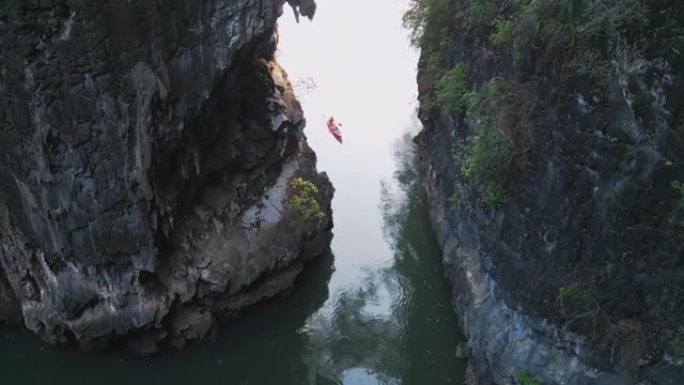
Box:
<box><xmin>277</xmin><ymin>0</ymin><xmax>419</xmax><ymax>152</ymax></box>
<box><xmin>277</xmin><ymin>0</ymin><xmax>420</xmax><ymax>289</ymax></box>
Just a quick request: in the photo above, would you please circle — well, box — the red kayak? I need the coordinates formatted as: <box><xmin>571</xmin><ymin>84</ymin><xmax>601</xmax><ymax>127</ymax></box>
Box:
<box><xmin>326</xmin><ymin>118</ymin><xmax>343</xmax><ymax>143</ymax></box>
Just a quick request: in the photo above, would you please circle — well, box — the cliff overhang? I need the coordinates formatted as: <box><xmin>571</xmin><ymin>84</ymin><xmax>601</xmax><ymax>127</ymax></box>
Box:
<box><xmin>0</xmin><ymin>0</ymin><xmax>331</xmax><ymax>352</ymax></box>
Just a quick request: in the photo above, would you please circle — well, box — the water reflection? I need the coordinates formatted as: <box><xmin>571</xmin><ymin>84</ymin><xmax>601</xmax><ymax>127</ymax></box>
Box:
<box><xmin>299</xmin><ymin>128</ymin><xmax>466</xmax><ymax>385</ymax></box>
<box><xmin>303</xmin><ymin>268</ymin><xmax>404</xmax><ymax>384</ymax></box>
<box><xmin>386</xmin><ymin>130</ymin><xmax>467</xmax><ymax>385</ymax></box>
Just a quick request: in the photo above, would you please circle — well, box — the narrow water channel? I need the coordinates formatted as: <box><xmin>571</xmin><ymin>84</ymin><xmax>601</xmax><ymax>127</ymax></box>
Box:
<box><xmin>0</xmin><ymin>1</ymin><xmax>467</xmax><ymax>384</ymax></box>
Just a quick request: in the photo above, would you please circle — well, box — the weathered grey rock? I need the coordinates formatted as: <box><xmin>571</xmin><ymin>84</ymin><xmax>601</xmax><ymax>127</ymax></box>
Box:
<box><xmin>419</xmin><ymin>82</ymin><xmax>684</xmax><ymax>385</ymax></box>
<box><xmin>0</xmin><ymin>0</ymin><xmax>332</xmax><ymax>350</ymax></box>
<box><xmin>416</xmin><ymin>2</ymin><xmax>684</xmax><ymax>384</ymax></box>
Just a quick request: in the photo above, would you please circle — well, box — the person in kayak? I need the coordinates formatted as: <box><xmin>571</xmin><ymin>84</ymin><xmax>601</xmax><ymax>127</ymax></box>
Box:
<box><xmin>327</xmin><ymin>116</ymin><xmax>343</xmax><ymax>143</ymax></box>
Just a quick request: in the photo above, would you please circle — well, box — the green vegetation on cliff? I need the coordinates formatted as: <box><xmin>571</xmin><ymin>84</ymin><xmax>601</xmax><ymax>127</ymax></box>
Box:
<box><xmin>289</xmin><ymin>177</ymin><xmax>325</xmax><ymax>220</ymax></box>
<box><xmin>518</xmin><ymin>370</ymin><xmax>541</xmax><ymax>385</ymax></box>
<box><xmin>406</xmin><ymin>0</ymin><xmax>684</xmax><ymax>209</ymax></box>
<box><xmin>461</xmin><ymin>77</ymin><xmax>513</xmax><ymax>207</ymax></box>
<box><xmin>408</xmin><ymin>0</ymin><xmax>684</xmax><ymax>382</ymax></box>
<box><xmin>435</xmin><ymin>63</ymin><xmax>469</xmax><ymax>114</ymax></box>
<box><xmin>432</xmin><ymin>64</ymin><xmax>518</xmax><ymax>207</ymax></box>
<box><xmin>406</xmin><ymin>0</ymin><xmax>683</xmax><ymax>78</ymax></box>
<box><xmin>485</xmin><ymin>0</ymin><xmax>646</xmax><ymax>79</ymax></box>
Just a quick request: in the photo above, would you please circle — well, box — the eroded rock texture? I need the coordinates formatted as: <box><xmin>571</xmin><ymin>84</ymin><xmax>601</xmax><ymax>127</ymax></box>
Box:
<box><xmin>415</xmin><ymin>1</ymin><xmax>684</xmax><ymax>384</ymax></box>
<box><xmin>0</xmin><ymin>0</ymin><xmax>331</xmax><ymax>351</ymax></box>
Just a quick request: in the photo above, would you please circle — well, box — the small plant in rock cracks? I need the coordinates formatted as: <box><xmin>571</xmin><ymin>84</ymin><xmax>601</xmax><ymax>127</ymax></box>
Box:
<box><xmin>289</xmin><ymin>177</ymin><xmax>325</xmax><ymax>220</ymax></box>
<box><xmin>672</xmin><ymin>180</ymin><xmax>684</xmax><ymax>204</ymax></box>
<box><xmin>518</xmin><ymin>370</ymin><xmax>541</xmax><ymax>385</ymax></box>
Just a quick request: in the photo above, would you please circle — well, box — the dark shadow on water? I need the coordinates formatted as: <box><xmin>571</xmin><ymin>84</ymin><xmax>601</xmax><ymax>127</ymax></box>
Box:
<box><xmin>0</xmin><ymin>249</ymin><xmax>334</xmax><ymax>385</ymax></box>
<box><xmin>385</xmin><ymin>132</ymin><xmax>468</xmax><ymax>385</ymax></box>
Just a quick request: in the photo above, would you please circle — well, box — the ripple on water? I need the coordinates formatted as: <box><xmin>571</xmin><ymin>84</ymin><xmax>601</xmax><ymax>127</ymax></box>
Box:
<box><xmin>342</xmin><ymin>367</ymin><xmax>399</xmax><ymax>385</ymax></box>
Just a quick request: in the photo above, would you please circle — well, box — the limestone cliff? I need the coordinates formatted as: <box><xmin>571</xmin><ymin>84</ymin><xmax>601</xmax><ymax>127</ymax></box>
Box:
<box><xmin>0</xmin><ymin>0</ymin><xmax>331</xmax><ymax>351</ymax></box>
<box><xmin>412</xmin><ymin>0</ymin><xmax>684</xmax><ymax>383</ymax></box>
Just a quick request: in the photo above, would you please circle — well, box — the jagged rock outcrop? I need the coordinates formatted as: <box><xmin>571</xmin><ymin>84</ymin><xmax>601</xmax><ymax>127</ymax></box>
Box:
<box><xmin>0</xmin><ymin>0</ymin><xmax>332</xmax><ymax>351</ymax></box>
<box><xmin>414</xmin><ymin>1</ymin><xmax>684</xmax><ymax>384</ymax></box>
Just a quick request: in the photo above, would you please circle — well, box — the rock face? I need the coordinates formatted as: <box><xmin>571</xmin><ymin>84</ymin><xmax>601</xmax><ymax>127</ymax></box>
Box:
<box><xmin>414</xmin><ymin>1</ymin><xmax>684</xmax><ymax>384</ymax></box>
<box><xmin>0</xmin><ymin>0</ymin><xmax>332</xmax><ymax>350</ymax></box>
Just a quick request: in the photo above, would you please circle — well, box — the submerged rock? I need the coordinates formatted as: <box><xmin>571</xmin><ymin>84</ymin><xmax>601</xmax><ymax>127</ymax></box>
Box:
<box><xmin>0</xmin><ymin>0</ymin><xmax>332</xmax><ymax>350</ymax></box>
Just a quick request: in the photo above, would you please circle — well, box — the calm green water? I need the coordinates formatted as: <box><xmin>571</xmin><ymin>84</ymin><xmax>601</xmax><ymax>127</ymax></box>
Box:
<box><xmin>0</xmin><ymin>1</ymin><xmax>467</xmax><ymax>383</ymax></box>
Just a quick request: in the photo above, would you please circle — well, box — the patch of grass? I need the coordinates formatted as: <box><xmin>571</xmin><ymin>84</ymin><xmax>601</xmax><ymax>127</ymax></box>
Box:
<box><xmin>489</xmin><ymin>15</ymin><xmax>514</xmax><ymax>46</ymax></box>
<box><xmin>465</xmin><ymin>0</ymin><xmax>496</xmax><ymax>27</ymax></box>
<box><xmin>570</xmin><ymin>47</ymin><xmax>604</xmax><ymax>80</ymax></box>
<box><xmin>482</xmin><ymin>182</ymin><xmax>509</xmax><ymax>207</ymax></box>
<box><xmin>557</xmin><ymin>282</ymin><xmax>591</xmax><ymax>312</ymax></box>
<box><xmin>462</xmin><ymin>130</ymin><xmax>511</xmax><ymax>182</ymax></box>
<box><xmin>436</xmin><ymin>63</ymin><xmax>469</xmax><ymax>114</ymax></box>
<box><xmin>500</xmin><ymin>0</ymin><xmax>646</xmax><ymax>79</ymax></box>
<box><xmin>407</xmin><ymin>0</ymin><xmax>649</xmax><ymax>84</ymax></box>
<box><xmin>289</xmin><ymin>177</ymin><xmax>325</xmax><ymax>220</ymax></box>
<box><xmin>462</xmin><ymin>77</ymin><xmax>513</xmax><ymax>207</ymax></box>
<box><xmin>464</xmin><ymin>76</ymin><xmax>511</xmax><ymax>113</ymax></box>
<box><xmin>672</xmin><ymin>180</ymin><xmax>684</xmax><ymax>204</ymax></box>
<box><xmin>518</xmin><ymin>370</ymin><xmax>541</xmax><ymax>385</ymax></box>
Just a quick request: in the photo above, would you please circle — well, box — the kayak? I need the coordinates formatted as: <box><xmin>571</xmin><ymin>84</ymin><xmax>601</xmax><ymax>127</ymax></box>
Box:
<box><xmin>326</xmin><ymin>120</ymin><xmax>343</xmax><ymax>143</ymax></box>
